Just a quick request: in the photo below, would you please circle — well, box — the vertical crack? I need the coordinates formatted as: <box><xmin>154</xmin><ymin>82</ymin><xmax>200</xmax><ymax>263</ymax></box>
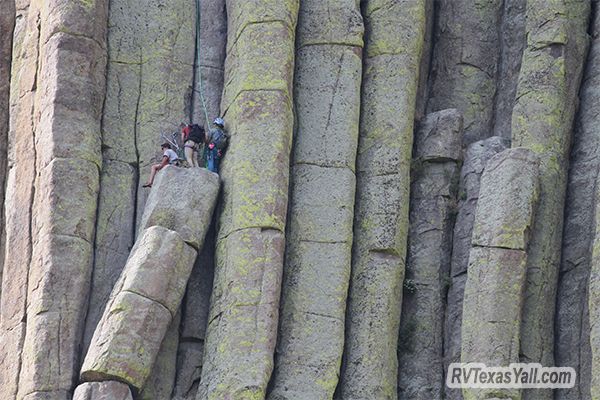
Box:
<box><xmin>131</xmin><ymin>54</ymin><xmax>143</xmax><ymax>243</ymax></box>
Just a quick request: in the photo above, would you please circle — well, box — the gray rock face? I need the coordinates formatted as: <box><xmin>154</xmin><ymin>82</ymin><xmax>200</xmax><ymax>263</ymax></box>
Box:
<box><xmin>139</xmin><ymin>166</ymin><xmax>220</xmax><ymax>250</ymax></box>
<box><xmin>461</xmin><ymin>148</ymin><xmax>539</xmax><ymax>400</ymax></box>
<box><xmin>556</xmin><ymin>6</ymin><xmax>600</xmax><ymax>400</ymax></box>
<box><xmin>73</xmin><ymin>381</ymin><xmax>133</xmax><ymax>400</ymax></box>
<box><xmin>140</xmin><ymin>311</ymin><xmax>181</xmax><ymax>400</ymax></box>
<box><xmin>511</xmin><ymin>3</ymin><xmax>590</xmax><ymax>400</ymax></box>
<box><xmin>443</xmin><ymin>136</ymin><xmax>510</xmax><ymax>400</ymax></box>
<box><xmin>197</xmin><ymin>1</ymin><xmax>299</xmax><ymax>398</ymax></box>
<box><xmin>0</xmin><ymin>0</ymin><xmax>15</xmax><ymax>300</ymax></box>
<box><xmin>493</xmin><ymin>0</ymin><xmax>526</xmax><ymax>139</ymax></box>
<box><xmin>84</xmin><ymin>0</ymin><xmax>198</xmax><ymax>356</ymax></box>
<box><xmin>0</xmin><ymin>1</ymin><xmax>109</xmax><ymax>398</ymax></box>
<box><xmin>590</xmin><ymin>174</ymin><xmax>600</xmax><ymax>400</ymax></box>
<box><xmin>81</xmin><ymin>227</ymin><xmax>196</xmax><ymax>391</ymax></box>
<box><xmin>341</xmin><ymin>2</ymin><xmax>427</xmax><ymax>398</ymax></box>
<box><xmin>398</xmin><ymin>109</ymin><xmax>462</xmax><ymax>400</ymax></box>
<box><xmin>268</xmin><ymin>1</ymin><xmax>363</xmax><ymax>399</ymax></box>
<box><xmin>427</xmin><ymin>0</ymin><xmax>503</xmax><ymax>145</ymax></box>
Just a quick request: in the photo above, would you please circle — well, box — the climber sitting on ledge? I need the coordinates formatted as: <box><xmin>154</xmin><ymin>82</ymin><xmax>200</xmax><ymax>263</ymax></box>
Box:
<box><xmin>143</xmin><ymin>142</ymin><xmax>180</xmax><ymax>188</ymax></box>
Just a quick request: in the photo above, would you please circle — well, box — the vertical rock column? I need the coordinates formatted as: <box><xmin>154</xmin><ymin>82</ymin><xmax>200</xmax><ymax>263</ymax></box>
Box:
<box><xmin>511</xmin><ymin>3</ymin><xmax>590</xmax><ymax>400</ymax></box>
<box><xmin>268</xmin><ymin>1</ymin><xmax>363</xmax><ymax>399</ymax></box>
<box><xmin>0</xmin><ymin>0</ymin><xmax>109</xmax><ymax>398</ymax></box>
<box><xmin>589</xmin><ymin>175</ymin><xmax>600</xmax><ymax>400</ymax></box>
<box><xmin>461</xmin><ymin>148</ymin><xmax>539</xmax><ymax>400</ymax></box>
<box><xmin>397</xmin><ymin>109</ymin><xmax>462</xmax><ymax>400</ymax></box>
<box><xmin>427</xmin><ymin>0</ymin><xmax>503</xmax><ymax>145</ymax></box>
<box><xmin>556</xmin><ymin>5</ymin><xmax>600</xmax><ymax>400</ymax></box>
<box><xmin>443</xmin><ymin>136</ymin><xmax>509</xmax><ymax>400</ymax></box>
<box><xmin>84</xmin><ymin>0</ymin><xmax>197</xmax><ymax>355</ymax></box>
<box><xmin>0</xmin><ymin>0</ymin><xmax>39</xmax><ymax>396</ymax></box>
<box><xmin>0</xmin><ymin>0</ymin><xmax>15</xmax><ymax>298</ymax></box>
<box><xmin>81</xmin><ymin>167</ymin><xmax>220</xmax><ymax>394</ymax></box>
<box><xmin>340</xmin><ymin>1</ymin><xmax>426</xmax><ymax>398</ymax></box>
<box><xmin>197</xmin><ymin>1</ymin><xmax>299</xmax><ymax>399</ymax></box>
<box><xmin>174</xmin><ymin>0</ymin><xmax>227</xmax><ymax>396</ymax></box>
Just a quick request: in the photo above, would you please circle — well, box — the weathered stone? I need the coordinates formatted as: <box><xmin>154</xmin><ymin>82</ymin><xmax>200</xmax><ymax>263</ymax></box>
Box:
<box><xmin>199</xmin><ymin>228</ymin><xmax>286</xmax><ymax>400</ymax></box>
<box><xmin>0</xmin><ymin>2</ymin><xmax>42</xmax><ymax>395</ymax></box>
<box><xmin>82</xmin><ymin>226</ymin><xmax>198</xmax><ymax>391</ymax></box>
<box><xmin>140</xmin><ymin>311</ymin><xmax>181</xmax><ymax>400</ymax></box>
<box><xmin>590</xmin><ymin>172</ymin><xmax>600</xmax><ymax>400</ymax></box>
<box><xmin>1</xmin><ymin>0</ymin><xmax>109</xmax><ymax>398</ymax></box>
<box><xmin>471</xmin><ymin>148</ymin><xmax>539</xmax><ymax>251</ymax></box>
<box><xmin>73</xmin><ymin>382</ymin><xmax>133</xmax><ymax>400</ymax></box>
<box><xmin>116</xmin><ymin>226</ymin><xmax>198</xmax><ymax>316</ymax></box>
<box><xmin>461</xmin><ymin>247</ymin><xmax>528</xmax><ymax>400</ymax></box>
<box><xmin>269</xmin><ymin>3</ymin><xmax>362</xmax><ymax>396</ymax></box>
<box><xmin>197</xmin><ymin>1</ymin><xmax>299</xmax><ymax>398</ymax></box>
<box><xmin>492</xmin><ymin>0</ymin><xmax>526</xmax><ymax>139</ymax></box>
<box><xmin>341</xmin><ymin>1</ymin><xmax>426</xmax><ymax>398</ymax></box>
<box><xmin>174</xmin><ymin>342</ymin><xmax>204</xmax><ymax>400</ymax></box>
<box><xmin>556</xmin><ymin>6</ymin><xmax>600</xmax><ymax>400</ymax></box>
<box><xmin>81</xmin><ymin>291</ymin><xmax>173</xmax><ymax>392</ymax></box>
<box><xmin>139</xmin><ymin>166</ymin><xmax>220</xmax><ymax>250</ymax></box>
<box><xmin>87</xmin><ymin>0</ymin><xmax>198</xmax><ymax>359</ymax></box>
<box><xmin>443</xmin><ymin>136</ymin><xmax>509</xmax><ymax>400</ymax></box>
<box><xmin>0</xmin><ymin>0</ymin><xmax>15</xmax><ymax>300</ymax></box>
<box><xmin>193</xmin><ymin>0</ymin><xmax>226</xmax><ymax>129</ymax></box>
<box><xmin>511</xmin><ymin>3</ymin><xmax>590</xmax><ymax>400</ymax></box>
<box><xmin>398</xmin><ymin>109</ymin><xmax>462</xmax><ymax>400</ymax></box>
<box><xmin>83</xmin><ymin>161</ymin><xmax>136</xmax><ymax>355</ymax></box>
<box><xmin>461</xmin><ymin>148</ymin><xmax>539</xmax><ymax>400</ymax></box>
<box><xmin>174</xmin><ymin>229</ymin><xmax>215</xmax><ymax>400</ymax></box>
<box><xmin>427</xmin><ymin>0</ymin><xmax>503</xmax><ymax>144</ymax></box>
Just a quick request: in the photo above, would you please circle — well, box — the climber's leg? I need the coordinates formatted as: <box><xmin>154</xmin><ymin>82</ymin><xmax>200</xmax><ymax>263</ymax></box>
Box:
<box><xmin>184</xmin><ymin>142</ymin><xmax>195</xmax><ymax>167</ymax></box>
<box><xmin>143</xmin><ymin>164</ymin><xmax>160</xmax><ymax>187</ymax></box>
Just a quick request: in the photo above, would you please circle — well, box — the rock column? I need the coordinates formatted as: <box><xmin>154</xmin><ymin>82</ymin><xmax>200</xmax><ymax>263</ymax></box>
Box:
<box><xmin>398</xmin><ymin>109</ymin><xmax>462</xmax><ymax>399</ymax></box>
<box><xmin>81</xmin><ymin>167</ymin><xmax>219</xmax><ymax>394</ymax></box>
<box><xmin>197</xmin><ymin>1</ymin><xmax>299</xmax><ymax>398</ymax></box>
<box><xmin>267</xmin><ymin>1</ymin><xmax>363</xmax><ymax>399</ymax></box>
<box><xmin>443</xmin><ymin>136</ymin><xmax>509</xmax><ymax>400</ymax></box>
<box><xmin>511</xmin><ymin>3</ymin><xmax>590</xmax><ymax>400</ymax></box>
<box><xmin>556</xmin><ymin>4</ymin><xmax>600</xmax><ymax>400</ymax></box>
<box><xmin>340</xmin><ymin>1</ymin><xmax>426</xmax><ymax>398</ymax></box>
<box><xmin>461</xmin><ymin>148</ymin><xmax>539</xmax><ymax>400</ymax></box>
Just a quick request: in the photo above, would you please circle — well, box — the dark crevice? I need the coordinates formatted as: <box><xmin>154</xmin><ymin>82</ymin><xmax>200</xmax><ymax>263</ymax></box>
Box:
<box><xmin>131</xmin><ymin>54</ymin><xmax>143</xmax><ymax>244</ymax></box>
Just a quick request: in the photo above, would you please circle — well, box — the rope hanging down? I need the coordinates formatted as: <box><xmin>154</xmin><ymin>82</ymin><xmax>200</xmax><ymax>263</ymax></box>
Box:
<box><xmin>195</xmin><ymin>0</ymin><xmax>211</xmax><ymax>129</ymax></box>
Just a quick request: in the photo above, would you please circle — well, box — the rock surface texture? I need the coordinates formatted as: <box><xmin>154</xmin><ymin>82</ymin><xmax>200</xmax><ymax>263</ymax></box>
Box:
<box><xmin>340</xmin><ymin>1</ymin><xmax>426</xmax><ymax>399</ymax></box>
<box><xmin>397</xmin><ymin>109</ymin><xmax>462</xmax><ymax>400</ymax></box>
<box><xmin>461</xmin><ymin>148</ymin><xmax>539</xmax><ymax>400</ymax></box>
<box><xmin>2</xmin><ymin>1</ymin><xmax>600</xmax><ymax>399</ymax></box>
<box><xmin>268</xmin><ymin>1</ymin><xmax>363</xmax><ymax>399</ymax></box>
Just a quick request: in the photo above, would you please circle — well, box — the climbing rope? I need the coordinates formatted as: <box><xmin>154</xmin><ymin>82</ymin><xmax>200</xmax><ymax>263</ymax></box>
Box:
<box><xmin>195</xmin><ymin>0</ymin><xmax>211</xmax><ymax>129</ymax></box>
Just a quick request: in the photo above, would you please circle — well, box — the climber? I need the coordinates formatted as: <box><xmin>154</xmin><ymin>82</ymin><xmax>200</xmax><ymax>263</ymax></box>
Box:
<box><xmin>181</xmin><ymin>122</ymin><xmax>205</xmax><ymax>168</ymax></box>
<box><xmin>142</xmin><ymin>143</ymin><xmax>180</xmax><ymax>188</ymax></box>
<box><xmin>205</xmin><ymin>117</ymin><xmax>228</xmax><ymax>173</ymax></box>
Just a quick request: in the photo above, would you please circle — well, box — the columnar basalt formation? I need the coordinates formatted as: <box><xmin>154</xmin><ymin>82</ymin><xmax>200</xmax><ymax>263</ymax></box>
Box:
<box><xmin>591</xmin><ymin>176</ymin><xmax>600</xmax><ymax>400</ymax></box>
<box><xmin>398</xmin><ymin>109</ymin><xmax>462</xmax><ymax>400</ymax></box>
<box><xmin>0</xmin><ymin>0</ymin><xmax>15</xmax><ymax>295</ymax></box>
<box><xmin>73</xmin><ymin>381</ymin><xmax>133</xmax><ymax>400</ymax></box>
<box><xmin>427</xmin><ymin>0</ymin><xmax>503</xmax><ymax>145</ymax></box>
<box><xmin>268</xmin><ymin>1</ymin><xmax>363</xmax><ymax>399</ymax></box>
<box><xmin>462</xmin><ymin>148</ymin><xmax>539</xmax><ymax>400</ymax></box>
<box><xmin>341</xmin><ymin>1</ymin><xmax>426</xmax><ymax>398</ymax></box>
<box><xmin>197</xmin><ymin>1</ymin><xmax>299</xmax><ymax>398</ymax></box>
<box><xmin>510</xmin><ymin>3</ymin><xmax>590</xmax><ymax>400</ymax></box>
<box><xmin>0</xmin><ymin>1</ymin><xmax>109</xmax><ymax>399</ymax></box>
<box><xmin>84</xmin><ymin>0</ymin><xmax>197</xmax><ymax>355</ymax></box>
<box><xmin>81</xmin><ymin>167</ymin><xmax>219</xmax><ymax>393</ymax></box>
<box><xmin>556</xmin><ymin>6</ymin><xmax>600</xmax><ymax>400</ymax></box>
<box><xmin>443</xmin><ymin>136</ymin><xmax>509</xmax><ymax>400</ymax></box>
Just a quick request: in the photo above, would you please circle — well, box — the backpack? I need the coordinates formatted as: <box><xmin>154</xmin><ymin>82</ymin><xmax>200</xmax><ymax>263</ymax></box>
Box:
<box><xmin>210</xmin><ymin>127</ymin><xmax>228</xmax><ymax>150</ymax></box>
<box><xmin>187</xmin><ymin>124</ymin><xmax>204</xmax><ymax>144</ymax></box>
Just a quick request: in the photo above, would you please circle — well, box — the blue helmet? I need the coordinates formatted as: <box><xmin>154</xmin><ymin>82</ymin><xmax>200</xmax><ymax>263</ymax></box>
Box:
<box><xmin>213</xmin><ymin>117</ymin><xmax>225</xmax><ymax>127</ymax></box>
